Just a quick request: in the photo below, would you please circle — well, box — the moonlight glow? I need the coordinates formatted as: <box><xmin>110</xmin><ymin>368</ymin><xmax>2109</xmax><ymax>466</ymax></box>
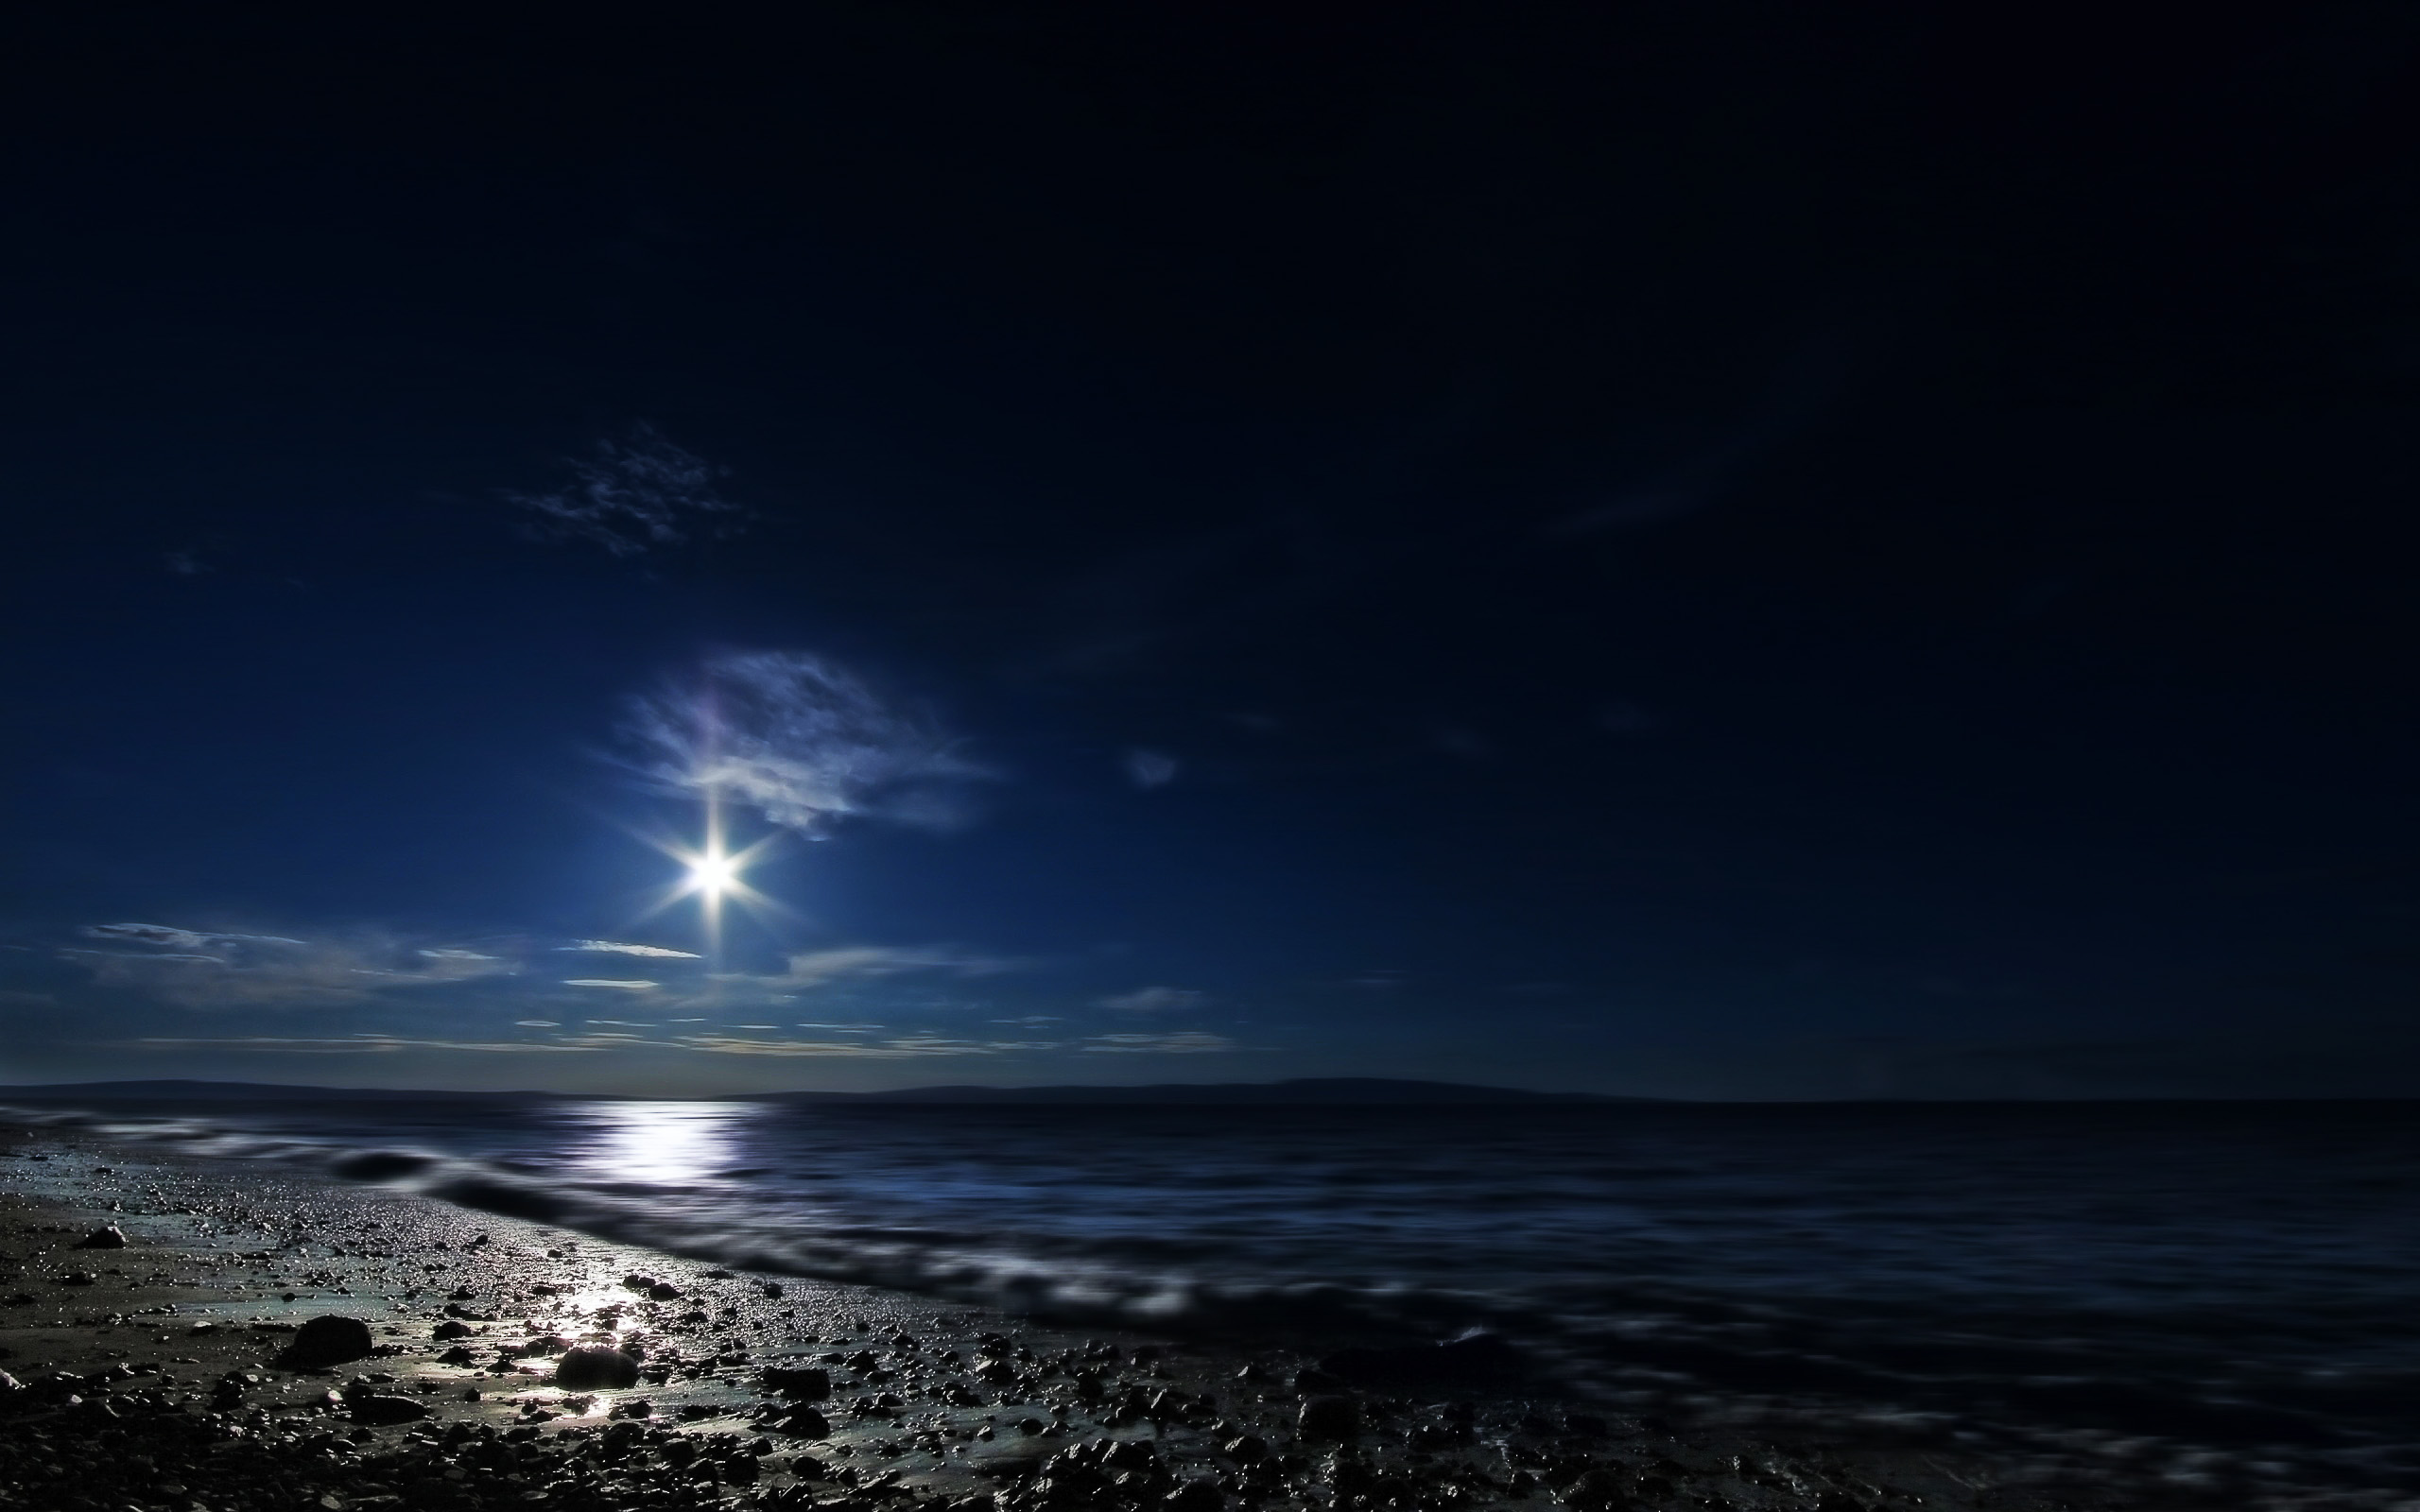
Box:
<box><xmin>633</xmin><ymin>794</ymin><xmax>782</xmax><ymax>962</ymax></box>
<box><xmin>687</xmin><ymin>850</ymin><xmax>740</xmax><ymax>897</ymax></box>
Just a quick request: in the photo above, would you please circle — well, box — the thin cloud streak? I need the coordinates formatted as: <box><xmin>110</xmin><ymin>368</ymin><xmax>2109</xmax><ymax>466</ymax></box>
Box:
<box><xmin>131</xmin><ymin>1037</ymin><xmax>603</xmax><ymax>1055</ymax></box>
<box><xmin>1082</xmin><ymin>1032</ymin><xmax>1236</xmax><ymax>1054</ymax></box>
<box><xmin>560</xmin><ymin>940</ymin><xmax>701</xmax><ymax>959</ymax></box>
<box><xmin>1096</xmin><ymin>986</ymin><xmax>1207</xmax><ymax>1013</ymax></box>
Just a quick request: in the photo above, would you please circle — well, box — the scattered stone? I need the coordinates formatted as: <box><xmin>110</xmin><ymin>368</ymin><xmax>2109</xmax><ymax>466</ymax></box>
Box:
<box><xmin>281</xmin><ymin>1314</ymin><xmax>376</xmax><ymax>1368</ymax></box>
<box><xmin>763</xmin><ymin>1364</ymin><xmax>832</xmax><ymax>1397</ymax></box>
<box><xmin>552</xmin><ymin>1345</ymin><xmax>642</xmax><ymax>1389</ymax></box>
<box><xmin>72</xmin><ymin>1225</ymin><xmax>128</xmax><ymax>1249</ymax></box>
<box><xmin>768</xmin><ymin>1404</ymin><xmax>832</xmax><ymax>1437</ymax></box>
<box><xmin>1564</xmin><ymin>1468</ymin><xmax>1629</xmax><ymax>1510</ymax></box>
<box><xmin>1299</xmin><ymin>1395</ymin><xmax>1361</xmax><ymax>1441</ymax></box>
<box><xmin>1166</xmin><ymin>1482</ymin><xmax>1225</xmax><ymax>1512</ymax></box>
<box><xmin>349</xmin><ymin>1392</ymin><xmax>431</xmax><ymax>1424</ymax></box>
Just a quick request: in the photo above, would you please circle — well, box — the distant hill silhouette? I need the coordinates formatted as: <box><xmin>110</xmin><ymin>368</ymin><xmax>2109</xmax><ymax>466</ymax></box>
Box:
<box><xmin>764</xmin><ymin>1078</ymin><xmax>1632</xmax><ymax>1105</ymax></box>
<box><xmin>0</xmin><ymin>1076</ymin><xmax>1631</xmax><ymax>1105</ymax></box>
<box><xmin>0</xmin><ymin>1079</ymin><xmax>555</xmax><ymax>1102</ymax></box>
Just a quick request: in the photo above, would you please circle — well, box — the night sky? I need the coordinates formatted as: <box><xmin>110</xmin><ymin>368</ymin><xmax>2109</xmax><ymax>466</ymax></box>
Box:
<box><xmin>6</xmin><ymin>5</ymin><xmax>2418</xmax><ymax>1097</ymax></box>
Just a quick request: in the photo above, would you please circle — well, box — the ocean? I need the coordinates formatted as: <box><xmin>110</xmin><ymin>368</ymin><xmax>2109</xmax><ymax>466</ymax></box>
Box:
<box><xmin>9</xmin><ymin>1094</ymin><xmax>2417</xmax><ymax>1494</ymax></box>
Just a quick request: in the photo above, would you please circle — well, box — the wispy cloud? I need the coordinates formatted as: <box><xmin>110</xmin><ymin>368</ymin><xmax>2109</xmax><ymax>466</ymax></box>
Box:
<box><xmin>1124</xmin><ymin>748</ymin><xmax>1179</xmax><ymax>789</ymax></box>
<box><xmin>680</xmin><ymin>1032</ymin><xmax>1054</xmax><ymax>1058</ymax></box>
<box><xmin>1081</xmin><ymin>1031</ymin><xmax>1236</xmax><ymax>1055</ymax></box>
<box><xmin>133</xmin><ymin>1036</ymin><xmax>602</xmax><ymax>1055</ymax></box>
<box><xmin>559</xmin><ymin>940</ymin><xmax>701</xmax><ymax>959</ymax></box>
<box><xmin>621</xmin><ymin>650</ymin><xmax>992</xmax><ymax>834</ymax></box>
<box><xmin>768</xmin><ymin>945</ymin><xmax>1017</xmax><ymax>989</ymax></box>
<box><xmin>563</xmin><ymin>978</ymin><xmax>658</xmax><ymax>990</ymax></box>
<box><xmin>82</xmin><ymin>922</ymin><xmax>305</xmax><ymax>957</ymax></box>
<box><xmin>66</xmin><ymin>924</ymin><xmax>515</xmax><ymax>1008</ymax></box>
<box><xmin>1096</xmin><ymin>986</ymin><xmax>1206</xmax><ymax>1013</ymax></box>
<box><xmin>505</xmin><ymin>423</ymin><xmax>749</xmax><ymax>557</ymax></box>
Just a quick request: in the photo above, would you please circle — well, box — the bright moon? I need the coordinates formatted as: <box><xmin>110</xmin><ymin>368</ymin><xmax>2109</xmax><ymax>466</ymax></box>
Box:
<box><xmin>688</xmin><ymin>853</ymin><xmax>739</xmax><ymax>896</ymax></box>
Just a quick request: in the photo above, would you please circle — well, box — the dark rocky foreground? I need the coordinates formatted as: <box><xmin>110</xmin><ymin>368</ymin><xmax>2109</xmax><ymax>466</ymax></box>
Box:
<box><xmin>0</xmin><ymin>1124</ymin><xmax>2167</xmax><ymax>1512</ymax></box>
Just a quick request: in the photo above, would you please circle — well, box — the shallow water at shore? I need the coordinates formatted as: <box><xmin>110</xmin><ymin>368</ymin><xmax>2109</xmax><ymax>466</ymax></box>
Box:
<box><xmin>0</xmin><ymin>1125</ymin><xmax>2135</xmax><ymax>1512</ymax></box>
<box><xmin>9</xmin><ymin>1095</ymin><xmax>2420</xmax><ymax>1503</ymax></box>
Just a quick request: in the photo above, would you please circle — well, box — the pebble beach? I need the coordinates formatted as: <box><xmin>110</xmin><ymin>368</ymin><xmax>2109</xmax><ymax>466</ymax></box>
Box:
<box><xmin>0</xmin><ymin>1121</ymin><xmax>2174</xmax><ymax>1512</ymax></box>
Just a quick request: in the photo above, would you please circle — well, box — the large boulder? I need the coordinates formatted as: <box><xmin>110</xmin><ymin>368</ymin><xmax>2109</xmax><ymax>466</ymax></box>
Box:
<box><xmin>279</xmin><ymin>1315</ymin><xmax>375</xmax><ymax>1369</ymax></box>
<box><xmin>552</xmin><ymin>1346</ymin><xmax>641</xmax><ymax>1390</ymax></box>
<box><xmin>72</xmin><ymin>1226</ymin><xmax>128</xmax><ymax>1250</ymax></box>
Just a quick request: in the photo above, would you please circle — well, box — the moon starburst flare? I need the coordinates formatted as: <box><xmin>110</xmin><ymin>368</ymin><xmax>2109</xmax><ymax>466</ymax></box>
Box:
<box><xmin>626</xmin><ymin>795</ymin><xmax>784</xmax><ymax>965</ymax></box>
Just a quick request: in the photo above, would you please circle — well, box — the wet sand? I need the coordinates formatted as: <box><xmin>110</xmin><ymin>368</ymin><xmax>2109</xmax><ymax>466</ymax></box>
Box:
<box><xmin>0</xmin><ymin>1121</ymin><xmax>2166</xmax><ymax>1512</ymax></box>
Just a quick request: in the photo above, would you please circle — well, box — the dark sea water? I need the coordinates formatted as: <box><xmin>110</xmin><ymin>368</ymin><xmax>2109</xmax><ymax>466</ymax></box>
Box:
<box><xmin>12</xmin><ymin>1096</ymin><xmax>2420</xmax><ymax>1490</ymax></box>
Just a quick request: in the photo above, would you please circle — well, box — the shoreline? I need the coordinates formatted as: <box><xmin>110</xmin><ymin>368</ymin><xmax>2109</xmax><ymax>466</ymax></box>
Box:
<box><xmin>2</xmin><ymin>1117</ymin><xmax>2156</xmax><ymax>1512</ymax></box>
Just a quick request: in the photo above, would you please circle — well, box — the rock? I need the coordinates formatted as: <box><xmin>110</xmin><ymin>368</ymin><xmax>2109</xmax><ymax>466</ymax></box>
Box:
<box><xmin>1166</xmin><ymin>1483</ymin><xmax>1225</xmax><ymax>1512</ymax></box>
<box><xmin>351</xmin><ymin>1393</ymin><xmax>431</xmax><ymax>1425</ymax></box>
<box><xmin>552</xmin><ymin>1346</ymin><xmax>641</xmax><ymax>1389</ymax></box>
<box><xmin>769</xmin><ymin>1405</ymin><xmax>831</xmax><ymax>1438</ymax></box>
<box><xmin>761</xmin><ymin>1281</ymin><xmax>785</xmax><ymax>1298</ymax></box>
<box><xmin>58</xmin><ymin>1271</ymin><xmax>97</xmax><ymax>1286</ymax></box>
<box><xmin>435</xmin><ymin>1346</ymin><xmax>476</xmax><ymax>1366</ymax></box>
<box><xmin>1299</xmin><ymin>1395</ymin><xmax>1360</xmax><ymax>1441</ymax></box>
<box><xmin>647</xmin><ymin>1280</ymin><xmax>683</xmax><ymax>1301</ymax></box>
<box><xmin>762</xmin><ymin>1365</ymin><xmax>832</xmax><ymax>1398</ymax></box>
<box><xmin>433</xmin><ymin>1320</ymin><xmax>474</xmax><ymax>1340</ymax></box>
<box><xmin>72</xmin><ymin>1226</ymin><xmax>128</xmax><ymax>1249</ymax></box>
<box><xmin>1103</xmin><ymin>1441</ymin><xmax>1158</xmax><ymax>1471</ymax></box>
<box><xmin>280</xmin><ymin>1315</ymin><xmax>376</xmax><ymax>1369</ymax></box>
<box><xmin>1561</xmin><ymin>1469</ymin><xmax>1628</xmax><ymax>1510</ymax></box>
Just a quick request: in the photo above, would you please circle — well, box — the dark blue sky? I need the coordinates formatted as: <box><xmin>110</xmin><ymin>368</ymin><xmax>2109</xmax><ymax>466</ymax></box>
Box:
<box><xmin>5</xmin><ymin>4</ymin><xmax>2418</xmax><ymax>1095</ymax></box>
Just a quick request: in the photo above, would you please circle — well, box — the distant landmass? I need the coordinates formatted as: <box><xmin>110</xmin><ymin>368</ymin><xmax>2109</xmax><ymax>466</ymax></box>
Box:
<box><xmin>0</xmin><ymin>1079</ymin><xmax>557</xmax><ymax>1102</ymax></box>
<box><xmin>0</xmin><ymin>1077</ymin><xmax>1628</xmax><ymax>1105</ymax></box>
<box><xmin>759</xmin><ymin>1078</ymin><xmax>1631</xmax><ymax>1105</ymax></box>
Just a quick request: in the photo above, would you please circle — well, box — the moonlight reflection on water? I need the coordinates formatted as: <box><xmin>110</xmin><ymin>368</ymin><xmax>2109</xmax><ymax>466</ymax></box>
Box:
<box><xmin>568</xmin><ymin>1100</ymin><xmax>752</xmax><ymax>1188</ymax></box>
